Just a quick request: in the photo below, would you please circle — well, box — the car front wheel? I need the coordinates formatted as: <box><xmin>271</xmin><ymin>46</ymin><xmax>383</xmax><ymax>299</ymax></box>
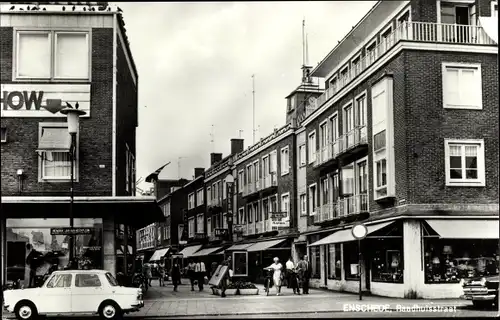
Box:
<box><xmin>15</xmin><ymin>301</ymin><xmax>38</xmax><ymax>320</ymax></box>
<box><xmin>99</xmin><ymin>301</ymin><xmax>123</xmax><ymax>320</ymax></box>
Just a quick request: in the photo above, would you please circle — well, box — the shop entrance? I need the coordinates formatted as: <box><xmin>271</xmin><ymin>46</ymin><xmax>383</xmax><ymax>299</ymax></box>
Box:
<box><xmin>7</xmin><ymin>242</ymin><xmax>26</xmax><ymax>281</ymax></box>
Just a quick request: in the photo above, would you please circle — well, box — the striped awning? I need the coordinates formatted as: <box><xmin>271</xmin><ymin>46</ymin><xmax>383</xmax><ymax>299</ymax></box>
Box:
<box><xmin>225</xmin><ymin>243</ymin><xmax>254</xmax><ymax>251</ymax></box>
<box><xmin>191</xmin><ymin>246</ymin><xmax>224</xmax><ymax>257</ymax></box>
<box><xmin>178</xmin><ymin>244</ymin><xmax>202</xmax><ymax>258</ymax></box>
<box><xmin>247</xmin><ymin>239</ymin><xmax>287</xmax><ymax>252</ymax></box>
<box><xmin>149</xmin><ymin>248</ymin><xmax>170</xmax><ymax>262</ymax></box>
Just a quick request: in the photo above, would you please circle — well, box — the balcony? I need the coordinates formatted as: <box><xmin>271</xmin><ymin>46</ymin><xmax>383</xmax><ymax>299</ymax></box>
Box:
<box><xmin>209</xmin><ymin>197</ymin><xmax>221</xmax><ymax>207</ymax></box>
<box><xmin>313</xmin><ymin>139</ymin><xmax>342</xmax><ymax>169</ymax></box>
<box><xmin>338</xmin><ymin>126</ymin><xmax>368</xmax><ymax>157</ymax></box>
<box><xmin>313</xmin><ymin>203</ymin><xmax>338</xmax><ymax>223</ymax></box>
<box><xmin>302</xmin><ymin>22</ymin><xmax>496</xmax><ymax>122</ymax></box>
<box><xmin>337</xmin><ymin>194</ymin><xmax>368</xmax><ymax>217</ymax></box>
<box><xmin>262</xmin><ymin>172</ymin><xmax>278</xmax><ymax>191</ymax></box>
<box><xmin>242</xmin><ymin>180</ymin><xmax>259</xmax><ymax>198</ymax></box>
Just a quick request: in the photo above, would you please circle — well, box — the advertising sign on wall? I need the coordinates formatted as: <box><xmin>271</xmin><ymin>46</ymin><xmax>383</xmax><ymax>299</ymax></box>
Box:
<box><xmin>271</xmin><ymin>212</ymin><xmax>289</xmax><ymax>228</ymax></box>
<box><xmin>1</xmin><ymin>84</ymin><xmax>91</xmax><ymax>118</ymax></box>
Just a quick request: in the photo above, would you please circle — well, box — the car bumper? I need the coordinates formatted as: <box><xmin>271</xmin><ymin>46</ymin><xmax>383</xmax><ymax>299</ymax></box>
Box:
<box><xmin>3</xmin><ymin>303</ymin><xmax>14</xmax><ymax>313</ymax></box>
<box><xmin>460</xmin><ymin>294</ymin><xmax>497</xmax><ymax>301</ymax></box>
<box><xmin>124</xmin><ymin>301</ymin><xmax>144</xmax><ymax>313</ymax></box>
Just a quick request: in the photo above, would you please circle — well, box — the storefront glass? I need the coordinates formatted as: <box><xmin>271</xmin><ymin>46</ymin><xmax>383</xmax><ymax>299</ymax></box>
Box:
<box><xmin>6</xmin><ymin>218</ymin><xmax>103</xmax><ymax>288</ymax></box>
<box><xmin>310</xmin><ymin>245</ymin><xmax>320</xmax><ymax>279</ymax></box>
<box><xmin>343</xmin><ymin>242</ymin><xmax>360</xmax><ymax>279</ymax></box>
<box><xmin>370</xmin><ymin>238</ymin><xmax>404</xmax><ymax>283</ymax></box>
<box><xmin>327</xmin><ymin>243</ymin><xmax>341</xmax><ymax>279</ymax></box>
<box><xmin>424</xmin><ymin>238</ymin><xmax>499</xmax><ymax>283</ymax></box>
<box><xmin>232</xmin><ymin>251</ymin><xmax>248</xmax><ymax>276</ymax></box>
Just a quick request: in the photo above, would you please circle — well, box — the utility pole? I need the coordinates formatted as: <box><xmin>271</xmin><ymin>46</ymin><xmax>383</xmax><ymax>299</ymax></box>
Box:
<box><xmin>252</xmin><ymin>74</ymin><xmax>256</xmax><ymax>145</ymax></box>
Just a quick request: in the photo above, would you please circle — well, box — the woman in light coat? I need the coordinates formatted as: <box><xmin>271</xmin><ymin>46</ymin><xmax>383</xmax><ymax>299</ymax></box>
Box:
<box><xmin>263</xmin><ymin>257</ymin><xmax>284</xmax><ymax>296</ymax></box>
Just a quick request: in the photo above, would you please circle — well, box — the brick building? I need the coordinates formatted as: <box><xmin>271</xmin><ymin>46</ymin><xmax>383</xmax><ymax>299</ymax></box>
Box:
<box><xmin>299</xmin><ymin>0</ymin><xmax>498</xmax><ymax>299</ymax></box>
<box><xmin>0</xmin><ymin>2</ymin><xmax>163</xmax><ymax>284</ymax></box>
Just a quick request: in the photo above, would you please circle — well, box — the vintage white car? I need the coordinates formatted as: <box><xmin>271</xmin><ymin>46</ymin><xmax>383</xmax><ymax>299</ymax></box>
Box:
<box><xmin>3</xmin><ymin>269</ymin><xmax>144</xmax><ymax>319</ymax></box>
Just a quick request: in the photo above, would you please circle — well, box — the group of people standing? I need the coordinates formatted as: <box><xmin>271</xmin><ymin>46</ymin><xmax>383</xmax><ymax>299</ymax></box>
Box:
<box><xmin>185</xmin><ymin>258</ymin><xmax>207</xmax><ymax>292</ymax></box>
<box><xmin>264</xmin><ymin>255</ymin><xmax>311</xmax><ymax>296</ymax></box>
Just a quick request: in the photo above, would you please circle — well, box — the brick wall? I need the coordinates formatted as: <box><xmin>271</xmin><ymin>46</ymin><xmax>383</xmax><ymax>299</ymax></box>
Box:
<box><xmin>404</xmin><ymin>50</ymin><xmax>498</xmax><ymax>204</ymax></box>
<box><xmin>0</xmin><ymin>28</ymin><xmax>114</xmax><ymax>196</ymax></box>
<box><xmin>410</xmin><ymin>0</ymin><xmax>494</xmax><ymax>23</ymax></box>
<box><xmin>115</xmin><ymin>35</ymin><xmax>138</xmax><ymax>196</ymax></box>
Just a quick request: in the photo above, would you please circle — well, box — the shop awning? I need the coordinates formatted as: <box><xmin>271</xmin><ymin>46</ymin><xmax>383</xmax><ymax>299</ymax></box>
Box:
<box><xmin>191</xmin><ymin>246</ymin><xmax>224</xmax><ymax>257</ymax></box>
<box><xmin>479</xmin><ymin>16</ymin><xmax>498</xmax><ymax>44</ymax></box>
<box><xmin>37</xmin><ymin>128</ymin><xmax>71</xmax><ymax>152</ymax></box>
<box><xmin>309</xmin><ymin>221</ymin><xmax>395</xmax><ymax>246</ymax></box>
<box><xmin>225</xmin><ymin>243</ymin><xmax>254</xmax><ymax>251</ymax></box>
<box><xmin>247</xmin><ymin>239</ymin><xmax>287</xmax><ymax>252</ymax></box>
<box><xmin>178</xmin><ymin>244</ymin><xmax>202</xmax><ymax>258</ymax></box>
<box><xmin>425</xmin><ymin>219</ymin><xmax>499</xmax><ymax>239</ymax></box>
<box><xmin>149</xmin><ymin>248</ymin><xmax>170</xmax><ymax>262</ymax></box>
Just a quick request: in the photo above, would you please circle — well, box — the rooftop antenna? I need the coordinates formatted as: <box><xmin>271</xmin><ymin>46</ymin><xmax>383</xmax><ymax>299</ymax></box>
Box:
<box><xmin>302</xmin><ymin>18</ymin><xmax>313</xmax><ymax>84</ymax></box>
<box><xmin>302</xmin><ymin>18</ymin><xmax>306</xmax><ymax>67</ymax></box>
<box><xmin>252</xmin><ymin>74</ymin><xmax>256</xmax><ymax>144</ymax></box>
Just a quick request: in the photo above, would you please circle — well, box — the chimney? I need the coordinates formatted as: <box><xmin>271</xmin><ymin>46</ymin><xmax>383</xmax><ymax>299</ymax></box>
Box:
<box><xmin>194</xmin><ymin>168</ymin><xmax>205</xmax><ymax>178</ymax></box>
<box><xmin>210</xmin><ymin>153</ymin><xmax>223</xmax><ymax>166</ymax></box>
<box><xmin>230</xmin><ymin>138</ymin><xmax>244</xmax><ymax>155</ymax></box>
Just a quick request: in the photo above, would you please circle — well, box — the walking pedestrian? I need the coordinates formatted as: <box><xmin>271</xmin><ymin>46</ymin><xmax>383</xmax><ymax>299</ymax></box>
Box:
<box><xmin>220</xmin><ymin>256</ymin><xmax>232</xmax><ymax>298</ymax></box>
<box><xmin>158</xmin><ymin>260</ymin><xmax>166</xmax><ymax>287</ymax></box>
<box><xmin>263</xmin><ymin>257</ymin><xmax>284</xmax><ymax>296</ymax></box>
<box><xmin>187</xmin><ymin>259</ymin><xmax>196</xmax><ymax>291</ymax></box>
<box><xmin>170</xmin><ymin>258</ymin><xmax>181</xmax><ymax>292</ymax></box>
<box><xmin>297</xmin><ymin>255</ymin><xmax>311</xmax><ymax>294</ymax></box>
<box><xmin>143</xmin><ymin>262</ymin><xmax>153</xmax><ymax>287</ymax></box>
<box><xmin>195</xmin><ymin>259</ymin><xmax>206</xmax><ymax>291</ymax></box>
<box><xmin>285</xmin><ymin>257</ymin><xmax>295</xmax><ymax>289</ymax></box>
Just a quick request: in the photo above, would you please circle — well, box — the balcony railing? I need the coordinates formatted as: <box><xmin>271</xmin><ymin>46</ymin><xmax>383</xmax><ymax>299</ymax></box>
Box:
<box><xmin>337</xmin><ymin>194</ymin><xmax>368</xmax><ymax>217</ymax></box>
<box><xmin>302</xmin><ymin>22</ymin><xmax>496</xmax><ymax>123</ymax></box>
<box><xmin>314</xmin><ymin>139</ymin><xmax>342</xmax><ymax>167</ymax></box>
<box><xmin>339</xmin><ymin>126</ymin><xmax>368</xmax><ymax>154</ymax></box>
<box><xmin>242</xmin><ymin>181</ymin><xmax>256</xmax><ymax>197</ymax></box>
<box><xmin>210</xmin><ymin>197</ymin><xmax>220</xmax><ymax>207</ymax></box>
<box><xmin>262</xmin><ymin>172</ymin><xmax>278</xmax><ymax>189</ymax></box>
<box><xmin>313</xmin><ymin>203</ymin><xmax>338</xmax><ymax>223</ymax></box>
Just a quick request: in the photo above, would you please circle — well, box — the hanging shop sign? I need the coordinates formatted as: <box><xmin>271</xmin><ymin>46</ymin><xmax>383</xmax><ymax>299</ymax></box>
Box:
<box><xmin>271</xmin><ymin>211</ymin><xmax>289</xmax><ymax>228</ymax></box>
<box><xmin>50</xmin><ymin>227</ymin><xmax>93</xmax><ymax>235</ymax></box>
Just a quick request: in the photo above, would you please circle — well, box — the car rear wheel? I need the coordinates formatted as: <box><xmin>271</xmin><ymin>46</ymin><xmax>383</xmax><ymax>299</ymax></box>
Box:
<box><xmin>99</xmin><ymin>301</ymin><xmax>123</xmax><ymax>320</ymax></box>
<box><xmin>15</xmin><ymin>301</ymin><xmax>38</xmax><ymax>320</ymax></box>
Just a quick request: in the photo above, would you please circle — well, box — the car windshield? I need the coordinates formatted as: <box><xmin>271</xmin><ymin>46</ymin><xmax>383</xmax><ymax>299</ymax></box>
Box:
<box><xmin>106</xmin><ymin>272</ymin><xmax>119</xmax><ymax>286</ymax></box>
<box><xmin>455</xmin><ymin>257</ymin><xmax>499</xmax><ymax>278</ymax></box>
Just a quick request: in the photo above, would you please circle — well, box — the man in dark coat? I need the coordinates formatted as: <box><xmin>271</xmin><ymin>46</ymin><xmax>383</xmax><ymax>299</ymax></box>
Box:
<box><xmin>297</xmin><ymin>255</ymin><xmax>311</xmax><ymax>294</ymax></box>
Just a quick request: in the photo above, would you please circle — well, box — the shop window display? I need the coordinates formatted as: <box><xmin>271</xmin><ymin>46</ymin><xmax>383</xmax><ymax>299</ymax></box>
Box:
<box><xmin>6</xmin><ymin>218</ymin><xmax>103</xmax><ymax>288</ymax></box>
<box><xmin>327</xmin><ymin>244</ymin><xmax>341</xmax><ymax>280</ymax></box>
<box><xmin>232</xmin><ymin>251</ymin><xmax>248</xmax><ymax>276</ymax></box>
<box><xmin>343</xmin><ymin>242</ymin><xmax>360</xmax><ymax>279</ymax></box>
<box><xmin>310</xmin><ymin>245</ymin><xmax>321</xmax><ymax>279</ymax></box>
<box><xmin>370</xmin><ymin>238</ymin><xmax>404</xmax><ymax>283</ymax></box>
<box><xmin>424</xmin><ymin>239</ymin><xmax>499</xmax><ymax>284</ymax></box>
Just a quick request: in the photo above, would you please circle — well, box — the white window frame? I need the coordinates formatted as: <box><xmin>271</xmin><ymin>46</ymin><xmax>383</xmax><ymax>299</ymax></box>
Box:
<box><xmin>196</xmin><ymin>188</ymin><xmax>204</xmax><ymax>206</ymax></box>
<box><xmin>441</xmin><ymin>62</ymin><xmax>482</xmax><ymax>110</ymax></box>
<box><xmin>342</xmin><ymin>101</ymin><xmax>354</xmax><ymax>135</ymax></box>
<box><xmin>365</xmin><ymin>38</ymin><xmax>378</xmax><ymax>65</ymax></box>
<box><xmin>38</xmin><ymin>122</ymin><xmax>79</xmax><ymax>182</ymax></box>
<box><xmin>299</xmin><ymin>144</ymin><xmax>306</xmax><ymax>167</ymax></box>
<box><xmin>351</xmin><ymin>51</ymin><xmax>362</xmax><ymax>76</ymax></box>
<box><xmin>308</xmin><ymin>183</ymin><xmax>317</xmax><ymax>215</ymax></box>
<box><xmin>380</xmin><ymin>24</ymin><xmax>393</xmax><ymax>51</ymax></box>
<box><xmin>329</xmin><ymin>112</ymin><xmax>339</xmax><ymax>142</ymax></box>
<box><xmin>197</xmin><ymin>214</ymin><xmax>204</xmax><ymax>234</ymax></box>
<box><xmin>262</xmin><ymin>155</ymin><xmax>270</xmax><ymax>177</ymax></box>
<box><xmin>238</xmin><ymin>170</ymin><xmax>244</xmax><ymax>193</ymax></box>
<box><xmin>339</xmin><ymin>64</ymin><xmax>350</xmax><ymax>85</ymax></box>
<box><xmin>14</xmin><ymin>29</ymin><xmax>91</xmax><ymax>81</ymax></box>
<box><xmin>246</xmin><ymin>163</ymin><xmax>253</xmax><ymax>186</ymax></box>
<box><xmin>281</xmin><ymin>192</ymin><xmax>290</xmax><ymax>220</ymax></box>
<box><xmin>207</xmin><ymin>186</ymin><xmax>212</xmax><ymax>201</ymax></box>
<box><xmin>308</xmin><ymin>130</ymin><xmax>316</xmax><ymax>164</ymax></box>
<box><xmin>444</xmin><ymin>139</ymin><xmax>485</xmax><ymax>187</ymax></box>
<box><xmin>253</xmin><ymin>160</ymin><xmax>260</xmax><ymax>182</ymax></box>
<box><xmin>188</xmin><ymin>193</ymin><xmax>195</xmax><ymax>210</ymax></box>
<box><xmin>354</xmin><ymin>91</ymin><xmax>368</xmax><ymax>127</ymax></box>
<box><xmin>492</xmin><ymin>1</ymin><xmax>498</xmax><ymax>17</ymax></box>
<box><xmin>188</xmin><ymin>217</ymin><xmax>195</xmax><ymax>238</ymax></box>
<box><xmin>299</xmin><ymin>193</ymin><xmax>307</xmax><ymax>216</ymax></box>
<box><xmin>247</xmin><ymin>203</ymin><xmax>253</xmax><ymax>223</ymax></box>
<box><xmin>238</xmin><ymin>207</ymin><xmax>245</xmax><ymax>225</ymax></box>
<box><xmin>329</xmin><ymin>75</ymin><xmax>338</xmax><ymax>91</ymax></box>
<box><xmin>270</xmin><ymin>150</ymin><xmax>278</xmax><ymax>174</ymax></box>
<box><xmin>280</xmin><ymin>146</ymin><xmax>290</xmax><ymax>175</ymax></box>
<box><xmin>319</xmin><ymin>120</ymin><xmax>329</xmax><ymax>148</ymax></box>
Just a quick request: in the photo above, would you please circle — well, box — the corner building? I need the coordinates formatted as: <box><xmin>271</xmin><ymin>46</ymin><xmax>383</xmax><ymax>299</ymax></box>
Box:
<box><xmin>298</xmin><ymin>0</ymin><xmax>498</xmax><ymax>299</ymax></box>
<box><xmin>0</xmin><ymin>2</ymin><xmax>162</xmax><ymax>286</ymax></box>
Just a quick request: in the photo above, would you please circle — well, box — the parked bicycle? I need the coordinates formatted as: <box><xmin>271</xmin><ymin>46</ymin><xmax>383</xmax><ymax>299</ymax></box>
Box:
<box><xmin>263</xmin><ymin>268</ymin><xmax>274</xmax><ymax>296</ymax></box>
<box><xmin>132</xmin><ymin>272</ymin><xmax>148</xmax><ymax>294</ymax></box>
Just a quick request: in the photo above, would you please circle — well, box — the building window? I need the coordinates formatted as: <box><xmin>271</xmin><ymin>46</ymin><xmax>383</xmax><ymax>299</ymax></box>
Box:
<box><xmin>238</xmin><ymin>207</ymin><xmax>245</xmax><ymax>225</ymax></box>
<box><xmin>207</xmin><ymin>217</ymin><xmax>212</xmax><ymax>236</ymax></box>
<box><xmin>343</xmin><ymin>102</ymin><xmax>354</xmax><ymax>135</ymax></box>
<box><xmin>366</xmin><ymin>39</ymin><xmax>377</xmax><ymax>65</ymax></box>
<box><xmin>330</xmin><ymin>115</ymin><xmax>339</xmax><ymax>142</ymax></box>
<box><xmin>1</xmin><ymin>127</ymin><xmax>7</xmax><ymax>143</ymax></box>
<box><xmin>38</xmin><ymin>124</ymin><xmax>77</xmax><ymax>181</ymax></box>
<box><xmin>300</xmin><ymin>194</ymin><xmax>307</xmax><ymax>216</ymax></box>
<box><xmin>270</xmin><ymin>151</ymin><xmax>277</xmax><ymax>173</ymax></box>
<box><xmin>247</xmin><ymin>204</ymin><xmax>253</xmax><ymax>223</ymax></box>
<box><xmin>372</xmin><ymin>237</ymin><xmax>404</xmax><ymax>283</ymax></box>
<box><xmin>281</xmin><ymin>193</ymin><xmax>290</xmax><ymax>220</ymax></box>
<box><xmin>196</xmin><ymin>189</ymin><xmax>204</xmax><ymax>206</ymax></box>
<box><xmin>445</xmin><ymin>140</ymin><xmax>485</xmax><ymax>187</ymax></box>
<box><xmin>262</xmin><ymin>156</ymin><xmax>270</xmax><ymax>177</ymax></box>
<box><xmin>238</xmin><ymin>170</ymin><xmax>244</xmax><ymax>193</ymax></box>
<box><xmin>246</xmin><ymin>164</ymin><xmax>253</xmax><ymax>186</ymax></box>
<box><xmin>207</xmin><ymin>186</ymin><xmax>212</xmax><ymax>203</ymax></box>
<box><xmin>188</xmin><ymin>217</ymin><xmax>195</xmax><ymax>238</ymax></box>
<box><xmin>442</xmin><ymin>63</ymin><xmax>482</xmax><ymax>110</ymax></box>
<box><xmin>355</xmin><ymin>93</ymin><xmax>367</xmax><ymax>127</ymax></box>
<box><xmin>254</xmin><ymin>160</ymin><xmax>260</xmax><ymax>183</ymax></box>
<box><xmin>299</xmin><ymin>145</ymin><xmax>306</xmax><ymax>166</ymax></box>
<box><xmin>310</xmin><ymin>245</ymin><xmax>320</xmax><ymax>279</ymax></box>
<box><xmin>308</xmin><ymin>131</ymin><xmax>316</xmax><ymax>164</ymax></box>
<box><xmin>262</xmin><ymin>199</ymin><xmax>269</xmax><ymax>220</ymax></box>
<box><xmin>492</xmin><ymin>1</ymin><xmax>498</xmax><ymax>17</ymax></box>
<box><xmin>254</xmin><ymin>202</ymin><xmax>260</xmax><ymax>222</ymax></box>
<box><xmin>329</xmin><ymin>76</ymin><xmax>338</xmax><ymax>92</ymax></box>
<box><xmin>375</xmin><ymin>158</ymin><xmax>387</xmax><ymax>188</ymax></box>
<box><xmin>331</xmin><ymin>172</ymin><xmax>340</xmax><ymax>203</ymax></box>
<box><xmin>188</xmin><ymin>193</ymin><xmax>195</xmax><ymax>210</ymax></box>
<box><xmin>424</xmin><ymin>238</ymin><xmax>498</xmax><ymax>284</ymax></box>
<box><xmin>344</xmin><ymin>242</ymin><xmax>360</xmax><ymax>279</ymax></box>
<box><xmin>328</xmin><ymin>243</ymin><xmax>341</xmax><ymax>280</ymax></box>
<box><xmin>308</xmin><ymin>184</ymin><xmax>317</xmax><ymax>215</ymax></box>
<box><xmin>320</xmin><ymin>122</ymin><xmax>329</xmax><ymax>150</ymax></box>
<box><xmin>163</xmin><ymin>203</ymin><xmax>171</xmax><ymax>217</ymax></box>
<box><xmin>280</xmin><ymin>146</ymin><xmax>290</xmax><ymax>175</ymax></box>
<box><xmin>270</xmin><ymin>195</ymin><xmax>277</xmax><ymax>214</ymax></box>
<box><xmin>222</xmin><ymin>178</ymin><xmax>227</xmax><ymax>199</ymax></box>
<box><xmin>196</xmin><ymin>214</ymin><xmax>204</xmax><ymax>234</ymax></box>
<box><xmin>15</xmin><ymin>31</ymin><xmax>90</xmax><ymax>80</ymax></box>
<box><xmin>164</xmin><ymin>225</ymin><xmax>171</xmax><ymax>240</ymax></box>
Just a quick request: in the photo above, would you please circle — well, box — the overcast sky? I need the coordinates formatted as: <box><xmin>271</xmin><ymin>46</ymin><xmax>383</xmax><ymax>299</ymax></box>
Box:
<box><xmin>114</xmin><ymin>1</ymin><xmax>376</xmax><ymax>193</ymax></box>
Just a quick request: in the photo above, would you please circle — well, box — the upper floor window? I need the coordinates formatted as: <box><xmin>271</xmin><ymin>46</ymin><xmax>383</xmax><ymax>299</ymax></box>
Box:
<box><xmin>270</xmin><ymin>151</ymin><xmax>277</xmax><ymax>173</ymax></box>
<box><xmin>320</xmin><ymin>122</ymin><xmax>329</xmax><ymax>148</ymax></box>
<box><xmin>163</xmin><ymin>202</ymin><xmax>171</xmax><ymax>217</ymax></box>
<box><xmin>238</xmin><ymin>170</ymin><xmax>244</xmax><ymax>193</ymax></box>
<box><xmin>262</xmin><ymin>156</ymin><xmax>270</xmax><ymax>176</ymax></box>
<box><xmin>238</xmin><ymin>207</ymin><xmax>245</xmax><ymax>225</ymax></box>
<box><xmin>222</xmin><ymin>178</ymin><xmax>227</xmax><ymax>199</ymax></box>
<box><xmin>280</xmin><ymin>146</ymin><xmax>290</xmax><ymax>175</ymax></box>
<box><xmin>247</xmin><ymin>204</ymin><xmax>253</xmax><ymax>223</ymax></box>
<box><xmin>355</xmin><ymin>94</ymin><xmax>367</xmax><ymax>127</ymax></box>
<box><xmin>16</xmin><ymin>31</ymin><xmax>90</xmax><ymax>80</ymax></box>
<box><xmin>343</xmin><ymin>103</ymin><xmax>354</xmax><ymax>134</ymax></box>
<box><xmin>270</xmin><ymin>195</ymin><xmax>278</xmax><ymax>214</ymax></box>
<box><xmin>330</xmin><ymin>114</ymin><xmax>339</xmax><ymax>142</ymax></box>
<box><xmin>300</xmin><ymin>194</ymin><xmax>307</xmax><ymax>216</ymax></box>
<box><xmin>281</xmin><ymin>193</ymin><xmax>290</xmax><ymax>220</ymax></box>
<box><xmin>188</xmin><ymin>217</ymin><xmax>195</xmax><ymax>238</ymax></box>
<box><xmin>442</xmin><ymin>63</ymin><xmax>482</xmax><ymax>110</ymax></box>
<box><xmin>196</xmin><ymin>214</ymin><xmax>204</xmax><ymax>234</ymax></box>
<box><xmin>308</xmin><ymin>184</ymin><xmax>317</xmax><ymax>215</ymax></box>
<box><xmin>37</xmin><ymin>124</ymin><xmax>77</xmax><ymax>182</ymax></box>
<box><xmin>196</xmin><ymin>189</ymin><xmax>204</xmax><ymax>206</ymax></box>
<box><xmin>308</xmin><ymin>131</ymin><xmax>316</xmax><ymax>164</ymax></box>
<box><xmin>253</xmin><ymin>160</ymin><xmax>260</xmax><ymax>181</ymax></box>
<box><xmin>207</xmin><ymin>186</ymin><xmax>212</xmax><ymax>201</ymax></box>
<box><xmin>188</xmin><ymin>193</ymin><xmax>195</xmax><ymax>210</ymax></box>
<box><xmin>445</xmin><ymin>139</ymin><xmax>485</xmax><ymax>187</ymax></box>
<box><xmin>299</xmin><ymin>145</ymin><xmax>306</xmax><ymax>166</ymax></box>
<box><xmin>246</xmin><ymin>164</ymin><xmax>253</xmax><ymax>184</ymax></box>
<box><xmin>492</xmin><ymin>1</ymin><xmax>498</xmax><ymax>17</ymax></box>
<box><xmin>366</xmin><ymin>39</ymin><xmax>377</xmax><ymax>65</ymax></box>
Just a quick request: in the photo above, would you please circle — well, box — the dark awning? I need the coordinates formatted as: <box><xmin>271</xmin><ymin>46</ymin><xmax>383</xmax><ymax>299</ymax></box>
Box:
<box><xmin>37</xmin><ymin>128</ymin><xmax>71</xmax><ymax>152</ymax></box>
<box><xmin>1</xmin><ymin>196</ymin><xmax>164</xmax><ymax>228</ymax></box>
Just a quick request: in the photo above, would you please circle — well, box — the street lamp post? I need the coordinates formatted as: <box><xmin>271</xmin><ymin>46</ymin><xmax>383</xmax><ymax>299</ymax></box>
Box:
<box><xmin>225</xmin><ymin>173</ymin><xmax>234</xmax><ymax>242</ymax></box>
<box><xmin>60</xmin><ymin>103</ymin><xmax>86</xmax><ymax>266</ymax></box>
<box><xmin>351</xmin><ymin>223</ymin><xmax>368</xmax><ymax>301</ymax></box>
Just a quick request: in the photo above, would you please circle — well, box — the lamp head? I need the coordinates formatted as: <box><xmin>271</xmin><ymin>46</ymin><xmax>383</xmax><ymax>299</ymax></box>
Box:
<box><xmin>60</xmin><ymin>106</ymin><xmax>86</xmax><ymax>134</ymax></box>
<box><xmin>225</xmin><ymin>173</ymin><xmax>234</xmax><ymax>184</ymax></box>
<box><xmin>17</xmin><ymin>169</ymin><xmax>24</xmax><ymax>176</ymax></box>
